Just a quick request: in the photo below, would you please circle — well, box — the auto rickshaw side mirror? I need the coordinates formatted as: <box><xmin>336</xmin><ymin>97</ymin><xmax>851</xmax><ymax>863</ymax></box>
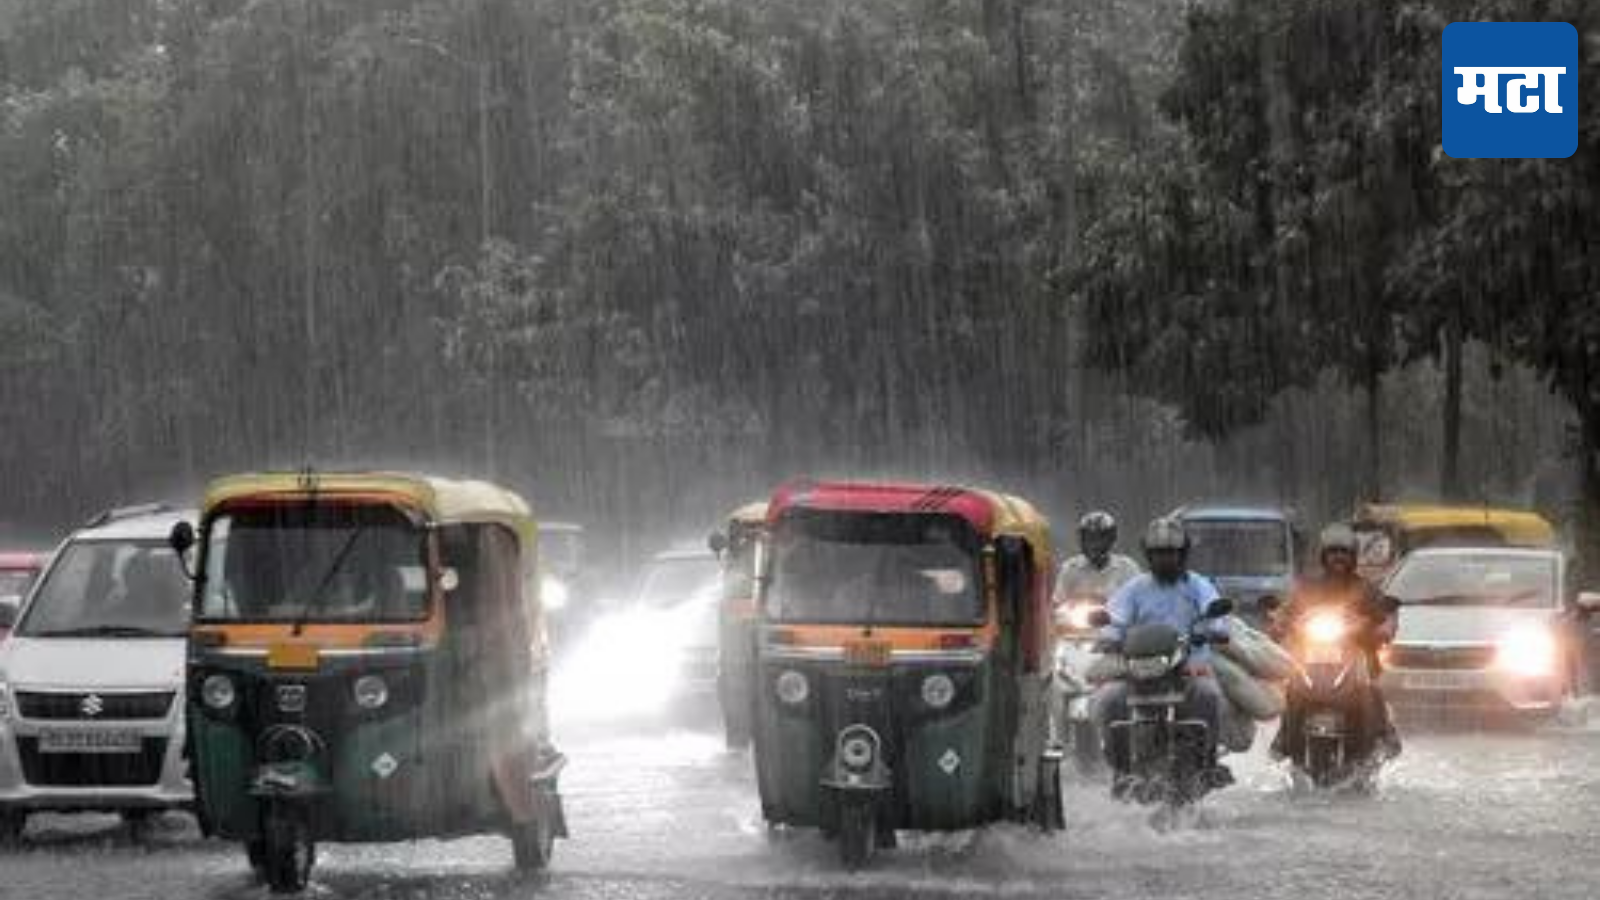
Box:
<box><xmin>1204</xmin><ymin>597</ymin><xmax>1235</xmax><ymax>619</ymax></box>
<box><xmin>1575</xmin><ymin>591</ymin><xmax>1600</xmax><ymax>615</ymax></box>
<box><xmin>1086</xmin><ymin>608</ymin><xmax>1113</xmax><ymax>628</ymax></box>
<box><xmin>707</xmin><ymin>530</ymin><xmax>729</xmax><ymax>558</ymax></box>
<box><xmin>168</xmin><ymin>521</ymin><xmax>198</xmax><ymax>580</ymax></box>
<box><xmin>0</xmin><ymin>597</ymin><xmax>18</xmax><ymax>630</ymax></box>
<box><xmin>1257</xmin><ymin>594</ymin><xmax>1283</xmax><ymax>614</ymax></box>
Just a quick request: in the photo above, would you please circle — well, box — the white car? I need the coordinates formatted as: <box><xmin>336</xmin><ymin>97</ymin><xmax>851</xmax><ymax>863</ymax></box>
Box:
<box><xmin>1380</xmin><ymin>547</ymin><xmax>1586</xmax><ymax>722</ymax></box>
<box><xmin>0</xmin><ymin>505</ymin><xmax>194</xmax><ymax>841</ymax></box>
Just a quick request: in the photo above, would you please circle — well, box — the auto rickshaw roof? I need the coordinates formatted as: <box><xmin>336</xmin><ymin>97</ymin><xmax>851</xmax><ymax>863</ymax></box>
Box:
<box><xmin>202</xmin><ymin>472</ymin><xmax>535</xmax><ymax>539</ymax></box>
<box><xmin>767</xmin><ymin>480</ymin><xmax>1050</xmax><ymax>545</ymax></box>
<box><xmin>1352</xmin><ymin>503</ymin><xmax>1555</xmax><ymax>546</ymax></box>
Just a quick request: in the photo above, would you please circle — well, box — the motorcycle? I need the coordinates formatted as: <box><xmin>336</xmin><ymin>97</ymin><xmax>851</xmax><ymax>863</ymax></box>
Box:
<box><xmin>1091</xmin><ymin>597</ymin><xmax>1233</xmax><ymax>809</ymax></box>
<box><xmin>1053</xmin><ymin>594</ymin><xmax>1109</xmax><ymax>774</ymax></box>
<box><xmin>1281</xmin><ymin>608</ymin><xmax>1385</xmax><ymax>790</ymax></box>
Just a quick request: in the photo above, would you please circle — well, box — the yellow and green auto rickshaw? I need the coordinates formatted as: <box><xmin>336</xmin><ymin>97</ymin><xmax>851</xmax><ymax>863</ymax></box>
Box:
<box><xmin>708</xmin><ymin>501</ymin><xmax>767</xmax><ymax>748</ymax></box>
<box><xmin>1351</xmin><ymin>503</ymin><xmax>1558</xmax><ymax>582</ymax></box>
<box><xmin>168</xmin><ymin>472</ymin><xmax>567</xmax><ymax>892</ymax></box>
<box><xmin>751</xmin><ymin>480</ymin><xmax>1062</xmax><ymax>866</ymax></box>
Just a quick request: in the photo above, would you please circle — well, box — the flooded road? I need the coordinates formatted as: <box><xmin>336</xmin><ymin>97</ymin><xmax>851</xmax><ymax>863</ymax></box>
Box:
<box><xmin>6</xmin><ymin>718</ymin><xmax>1600</xmax><ymax>900</ymax></box>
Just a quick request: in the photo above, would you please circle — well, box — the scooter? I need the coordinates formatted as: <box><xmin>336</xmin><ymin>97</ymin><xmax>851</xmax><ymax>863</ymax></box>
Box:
<box><xmin>1092</xmin><ymin>597</ymin><xmax>1233</xmax><ymax>808</ymax></box>
<box><xmin>1053</xmin><ymin>594</ymin><xmax>1109</xmax><ymax>775</ymax></box>
<box><xmin>1281</xmin><ymin>608</ymin><xmax>1385</xmax><ymax>790</ymax></box>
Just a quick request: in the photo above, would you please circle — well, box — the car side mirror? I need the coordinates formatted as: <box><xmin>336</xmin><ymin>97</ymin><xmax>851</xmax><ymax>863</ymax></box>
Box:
<box><xmin>1086</xmin><ymin>608</ymin><xmax>1113</xmax><ymax>628</ymax></box>
<box><xmin>707</xmin><ymin>530</ymin><xmax>729</xmax><ymax>558</ymax></box>
<box><xmin>168</xmin><ymin>521</ymin><xmax>198</xmax><ymax>580</ymax></box>
<box><xmin>1576</xmin><ymin>591</ymin><xmax>1600</xmax><ymax>614</ymax></box>
<box><xmin>0</xmin><ymin>597</ymin><xmax>18</xmax><ymax>630</ymax></box>
<box><xmin>1204</xmin><ymin>597</ymin><xmax>1235</xmax><ymax>619</ymax></box>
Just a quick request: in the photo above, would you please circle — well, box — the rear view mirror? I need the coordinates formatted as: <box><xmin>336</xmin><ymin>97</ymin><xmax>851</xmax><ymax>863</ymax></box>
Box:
<box><xmin>1257</xmin><ymin>594</ymin><xmax>1283</xmax><ymax>614</ymax></box>
<box><xmin>1086</xmin><ymin>608</ymin><xmax>1113</xmax><ymax>628</ymax></box>
<box><xmin>0</xmin><ymin>597</ymin><xmax>18</xmax><ymax>630</ymax></box>
<box><xmin>168</xmin><ymin>521</ymin><xmax>198</xmax><ymax>580</ymax></box>
<box><xmin>1576</xmin><ymin>591</ymin><xmax>1600</xmax><ymax>614</ymax></box>
<box><xmin>707</xmin><ymin>530</ymin><xmax>729</xmax><ymax>558</ymax></box>
<box><xmin>1204</xmin><ymin>597</ymin><xmax>1235</xmax><ymax>619</ymax></box>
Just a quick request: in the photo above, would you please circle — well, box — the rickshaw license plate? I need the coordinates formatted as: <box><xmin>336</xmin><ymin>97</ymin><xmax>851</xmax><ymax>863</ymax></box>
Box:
<box><xmin>844</xmin><ymin>640</ymin><xmax>892</xmax><ymax>668</ymax></box>
<box><xmin>38</xmin><ymin>729</ymin><xmax>140</xmax><ymax>754</ymax></box>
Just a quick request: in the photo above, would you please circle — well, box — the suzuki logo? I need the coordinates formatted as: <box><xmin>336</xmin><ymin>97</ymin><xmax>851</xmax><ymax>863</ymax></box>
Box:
<box><xmin>80</xmin><ymin>694</ymin><xmax>104</xmax><ymax>717</ymax></box>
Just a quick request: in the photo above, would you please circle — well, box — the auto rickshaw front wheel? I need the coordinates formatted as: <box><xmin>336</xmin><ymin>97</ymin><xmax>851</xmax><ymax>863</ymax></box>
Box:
<box><xmin>258</xmin><ymin>804</ymin><xmax>315</xmax><ymax>894</ymax></box>
<box><xmin>510</xmin><ymin>795</ymin><xmax>558</xmax><ymax>872</ymax></box>
<box><xmin>836</xmin><ymin>799</ymin><xmax>877</xmax><ymax>869</ymax></box>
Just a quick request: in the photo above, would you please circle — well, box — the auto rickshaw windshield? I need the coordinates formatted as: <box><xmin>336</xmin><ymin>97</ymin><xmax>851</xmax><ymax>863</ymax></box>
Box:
<box><xmin>765</xmin><ymin>510</ymin><xmax>983</xmax><ymax>626</ymax></box>
<box><xmin>199</xmin><ymin>503</ymin><xmax>431</xmax><ymax>623</ymax></box>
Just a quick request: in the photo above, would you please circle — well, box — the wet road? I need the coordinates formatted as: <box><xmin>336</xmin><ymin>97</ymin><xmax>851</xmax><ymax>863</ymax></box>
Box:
<box><xmin>6</xmin><ymin>714</ymin><xmax>1600</xmax><ymax>900</ymax></box>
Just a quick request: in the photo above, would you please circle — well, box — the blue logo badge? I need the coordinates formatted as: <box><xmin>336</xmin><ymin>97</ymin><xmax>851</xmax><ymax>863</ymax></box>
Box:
<box><xmin>1443</xmin><ymin>22</ymin><xmax>1577</xmax><ymax>159</ymax></box>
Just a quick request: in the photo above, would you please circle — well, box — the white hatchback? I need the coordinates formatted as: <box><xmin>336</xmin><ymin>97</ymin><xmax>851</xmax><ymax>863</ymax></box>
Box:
<box><xmin>0</xmin><ymin>505</ymin><xmax>194</xmax><ymax>841</ymax></box>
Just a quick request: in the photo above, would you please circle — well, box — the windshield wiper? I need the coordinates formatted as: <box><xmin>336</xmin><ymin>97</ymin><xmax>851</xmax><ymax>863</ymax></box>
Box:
<box><xmin>31</xmin><ymin>624</ymin><xmax>172</xmax><ymax>638</ymax></box>
<box><xmin>289</xmin><ymin>527</ymin><xmax>368</xmax><ymax>635</ymax></box>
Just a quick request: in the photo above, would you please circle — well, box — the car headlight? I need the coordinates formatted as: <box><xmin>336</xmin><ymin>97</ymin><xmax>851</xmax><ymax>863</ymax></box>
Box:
<box><xmin>1304</xmin><ymin>611</ymin><xmax>1348</xmax><ymax>645</ymax></box>
<box><xmin>921</xmin><ymin>673</ymin><xmax>956</xmax><ymax>709</ymax></box>
<box><xmin>1495</xmin><ymin>626</ymin><xmax>1557</xmax><ymax>677</ymax></box>
<box><xmin>1127</xmin><ymin>655</ymin><xmax>1173</xmax><ymax>681</ymax></box>
<box><xmin>201</xmin><ymin>674</ymin><xmax>236</xmax><ymax>710</ymax></box>
<box><xmin>353</xmin><ymin>674</ymin><xmax>389</xmax><ymax>710</ymax></box>
<box><xmin>542</xmin><ymin>576</ymin><xmax>570</xmax><ymax>612</ymax></box>
<box><xmin>775</xmin><ymin>669</ymin><xmax>809</xmax><ymax>705</ymax></box>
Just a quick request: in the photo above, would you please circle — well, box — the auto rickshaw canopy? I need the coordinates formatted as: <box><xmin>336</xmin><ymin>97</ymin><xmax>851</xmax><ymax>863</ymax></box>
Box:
<box><xmin>203</xmin><ymin>471</ymin><xmax>537</xmax><ymax>557</ymax></box>
<box><xmin>1353</xmin><ymin>503</ymin><xmax>1556</xmax><ymax>549</ymax></box>
<box><xmin>766</xmin><ymin>480</ymin><xmax>1050</xmax><ymax>547</ymax></box>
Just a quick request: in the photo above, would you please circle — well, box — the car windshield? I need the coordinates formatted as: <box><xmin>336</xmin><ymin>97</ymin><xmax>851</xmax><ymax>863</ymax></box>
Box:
<box><xmin>200</xmin><ymin>504</ymin><xmax>429</xmax><ymax>623</ymax></box>
<box><xmin>766</xmin><ymin>511</ymin><xmax>982</xmax><ymax>626</ymax></box>
<box><xmin>18</xmin><ymin>541</ymin><xmax>188</xmax><ymax>638</ymax></box>
<box><xmin>1185</xmin><ymin>520</ymin><xmax>1291</xmax><ymax>578</ymax></box>
<box><xmin>1387</xmin><ymin>554</ymin><xmax>1558</xmax><ymax>609</ymax></box>
<box><xmin>636</xmin><ymin>556</ymin><xmax>720</xmax><ymax>609</ymax></box>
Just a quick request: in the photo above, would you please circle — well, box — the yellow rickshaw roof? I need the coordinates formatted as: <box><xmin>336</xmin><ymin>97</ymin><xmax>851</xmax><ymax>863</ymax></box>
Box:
<box><xmin>767</xmin><ymin>480</ymin><xmax>1053</xmax><ymax>551</ymax></box>
<box><xmin>201</xmin><ymin>471</ymin><xmax>534</xmax><ymax>533</ymax></box>
<box><xmin>1353</xmin><ymin>503</ymin><xmax>1555</xmax><ymax>545</ymax></box>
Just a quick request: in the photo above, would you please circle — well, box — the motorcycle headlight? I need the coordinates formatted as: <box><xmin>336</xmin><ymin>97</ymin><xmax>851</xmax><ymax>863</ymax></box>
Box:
<box><xmin>352</xmin><ymin>674</ymin><xmax>389</xmax><ymax>710</ymax></box>
<box><xmin>1127</xmin><ymin>655</ymin><xmax>1173</xmax><ymax>681</ymax></box>
<box><xmin>920</xmin><ymin>673</ymin><xmax>956</xmax><ymax>709</ymax></box>
<box><xmin>1065</xmin><ymin>603</ymin><xmax>1096</xmax><ymax>631</ymax></box>
<box><xmin>201</xmin><ymin>674</ymin><xmax>236</xmax><ymax>710</ymax></box>
<box><xmin>1304</xmin><ymin>611</ymin><xmax>1348</xmax><ymax>645</ymax></box>
<box><xmin>1494</xmin><ymin>626</ymin><xmax>1557</xmax><ymax>678</ymax></box>
<box><xmin>775</xmin><ymin>669</ymin><xmax>809</xmax><ymax>705</ymax></box>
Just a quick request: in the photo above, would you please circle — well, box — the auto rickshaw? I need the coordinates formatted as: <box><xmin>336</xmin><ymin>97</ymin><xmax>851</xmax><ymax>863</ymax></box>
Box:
<box><xmin>751</xmin><ymin>480</ymin><xmax>1063</xmax><ymax>866</ymax></box>
<box><xmin>1351</xmin><ymin>503</ymin><xmax>1557</xmax><ymax>582</ymax></box>
<box><xmin>168</xmin><ymin>472</ymin><xmax>567</xmax><ymax>892</ymax></box>
<box><xmin>708</xmin><ymin>501</ymin><xmax>767</xmax><ymax>748</ymax></box>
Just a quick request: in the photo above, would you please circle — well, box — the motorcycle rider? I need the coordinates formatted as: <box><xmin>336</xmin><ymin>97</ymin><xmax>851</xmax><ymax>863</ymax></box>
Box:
<box><xmin>1053</xmin><ymin>511</ymin><xmax>1143</xmax><ymax>605</ymax></box>
<box><xmin>1092</xmin><ymin>517</ymin><xmax>1231</xmax><ymax>790</ymax></box>
<box><xmin>1270</xmin><ymin>522</ymin><xmax>1401</xmax><ymax>761</ymax></box>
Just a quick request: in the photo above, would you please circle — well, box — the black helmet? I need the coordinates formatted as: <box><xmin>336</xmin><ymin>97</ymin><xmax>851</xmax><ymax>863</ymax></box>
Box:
<box><xmin>1078</xmin><ymin>510</ymin><xmax>1118</xmax><ymax>563</ymax></box>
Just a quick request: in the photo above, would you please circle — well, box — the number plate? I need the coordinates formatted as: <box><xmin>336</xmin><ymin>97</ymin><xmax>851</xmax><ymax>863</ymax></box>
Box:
<box><xmin>843</xmin><ymin>640</ymin><xmax>892</xmax><ymax>668</ymax></box>
<box><xmin>38</xmin><ymin>729</ymin><xmax>141</xmax><ymax>754</ymax></box>
<box><xmin>1403</xmin><ymin>670</ymin><xmax>1471</xmax><ymax>690</ymax></box>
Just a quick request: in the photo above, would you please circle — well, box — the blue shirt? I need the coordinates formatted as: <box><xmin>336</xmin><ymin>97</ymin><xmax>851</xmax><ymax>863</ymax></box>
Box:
<box><xmin>1100</xmin><ymin>571</ymin><xmax>1229</xmax><ymax>664</ymax></box>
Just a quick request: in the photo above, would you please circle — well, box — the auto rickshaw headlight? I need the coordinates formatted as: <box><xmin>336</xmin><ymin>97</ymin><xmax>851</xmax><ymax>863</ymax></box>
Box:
<box><xmin>920</xmin><ymin>673</ymin><xmax>956</xmax><ymax>709</ymax></box>
<box><xmin>775</xmin><ymin>669</ymin><xmax>809</xmax><ymax>705</ymax></box>
<box><xmin>201</xmin><ymin>674</ymin><xmax>236</xmax><ymax>710</ymax></box>
<box><xmin>353</xmin><ymin>674</ymin><xmax>389</xmax><ymax>710</ymax></box>
<box><xmin>839</xmin><ymin>732</ymin><xmax>877</xmax><ymax>772</ymax></box>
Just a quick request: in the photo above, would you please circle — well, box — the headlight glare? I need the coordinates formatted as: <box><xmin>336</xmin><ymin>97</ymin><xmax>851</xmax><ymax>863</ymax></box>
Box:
<box><xmin>201</xmin><ymin>674</ymin><xmax>236</xmax><ymax>710</ymax></box>
<box><xmin>542</xmin><ymin>576</ymin><xmax>570</xmax><ymax>611</ymax></box>
<box><xmin>1304</xmin><ymin>612</ymin><xmax>1348</xmax><ymax>645</ymax></box>
<box><xmin>1495</xmin><ymin>627</ymin><xmax>1557</xmax><ymax>677</ymax></box>
<box><xmin>921</xmin><ymin>673</ymin><xmax>956</xmax><ymax>709</ymax></box>
<box><xmin>353</xmin><ymin>674</ymin><xmax>389</xmax><ymax>710</ymax></box>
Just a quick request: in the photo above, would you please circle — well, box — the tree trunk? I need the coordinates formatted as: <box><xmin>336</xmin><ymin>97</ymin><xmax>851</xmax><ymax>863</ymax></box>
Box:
<box><xmin>1576</xmin><ymin>403</ymin><xmax>1600</xmax><ymax>587</ymax></box>
<box><xmin>1441</xmin><ymin>308</ymin><xmax>1464</xmax><ymax>500</ymax></box>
